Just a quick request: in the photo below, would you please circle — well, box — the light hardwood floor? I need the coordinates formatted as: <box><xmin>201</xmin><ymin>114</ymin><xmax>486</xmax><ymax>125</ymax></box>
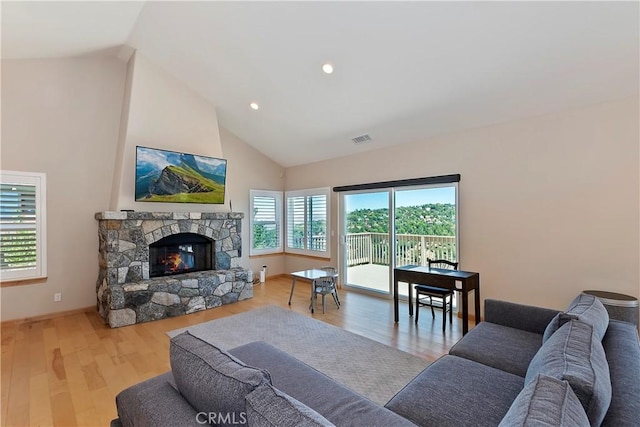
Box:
<box><xmin>1</xmin><ymin>276</ymin><xmax>466</xmax><ymax>426</ymax></box>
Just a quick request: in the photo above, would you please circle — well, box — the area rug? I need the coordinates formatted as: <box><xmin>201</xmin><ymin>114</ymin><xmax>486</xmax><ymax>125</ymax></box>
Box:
<box><xmin>168</xmin><ymin>305</ymin><xmax>429</xmax><ymax>405</ymax></box>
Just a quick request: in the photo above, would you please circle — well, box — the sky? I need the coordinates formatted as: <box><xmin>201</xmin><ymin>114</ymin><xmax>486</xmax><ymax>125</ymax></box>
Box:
<box><xmin>345</xmin><ymin>187</ymin><xmax>455</xmax><ymax>212</ymax></box>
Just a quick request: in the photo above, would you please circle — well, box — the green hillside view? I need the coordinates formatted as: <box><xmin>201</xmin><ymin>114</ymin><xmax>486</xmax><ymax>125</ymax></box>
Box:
<box><xmin>253</xmin><ymin>203</ymin><xmax>455</xmax><ymax>251</ymax></box>
<box><xmin>347</xmin><ymin>204</ymin><xmax>455</xmax><ymax>235</ymax></box>
<box><xmin>143</xmin><ymin>190</ymin><xmax>224</xmax><ymax>203</ymax></box>
<box><xmin>141</xmin><ymin>165</ymin><xmax>225</xmax><ymax>203</ymax></box>
<box><xmin>168</xmin><ymin>165</ymin><xmax>220</xmax><ymax>190</ymax></box>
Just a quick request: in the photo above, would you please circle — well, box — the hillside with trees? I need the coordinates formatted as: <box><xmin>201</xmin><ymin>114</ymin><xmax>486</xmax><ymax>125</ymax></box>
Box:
<box><xmin>253</xmin><ymin>203</ymin><xmax>456</xmax><ymax>252</ymax></box>
<box><xmin>347</xmin><ymin>203</ymin><xmax>455</xmax><ymax>236</ymax></box>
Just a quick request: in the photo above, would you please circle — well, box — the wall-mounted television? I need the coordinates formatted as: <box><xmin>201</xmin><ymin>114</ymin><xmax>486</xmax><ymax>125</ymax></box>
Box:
<box><xmin>135</xmin><ymin>146</ymin><xmax>227</xmax><ymax>204</ymax></box>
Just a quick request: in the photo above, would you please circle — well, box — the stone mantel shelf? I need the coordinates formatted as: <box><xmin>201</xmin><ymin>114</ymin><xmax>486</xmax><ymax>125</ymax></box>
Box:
<box><xmin>95</xmin><ymin>211</ymin><xmax>244</xmax><ymax>220</ymax></box>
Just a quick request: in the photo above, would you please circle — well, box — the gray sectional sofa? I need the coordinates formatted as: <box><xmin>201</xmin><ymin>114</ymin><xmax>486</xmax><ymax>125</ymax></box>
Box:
<box><xmin>112</xmin><ymin>293</ymin><xmax>640</xmax><ymax>426</ymax></box>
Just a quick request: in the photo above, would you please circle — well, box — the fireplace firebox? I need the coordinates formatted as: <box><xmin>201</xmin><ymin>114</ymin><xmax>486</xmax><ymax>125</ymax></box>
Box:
<box><xmin>149</xmin><ymin>233</ymin><xmax>213</xmax><ymax>277</ymax></box>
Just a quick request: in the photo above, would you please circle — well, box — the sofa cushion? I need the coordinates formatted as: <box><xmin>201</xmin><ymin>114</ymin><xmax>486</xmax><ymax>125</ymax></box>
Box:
<box><xmin>170</xmin><ymin>332</ymin><xmax>271</xmax><ymax>425</ymax></box>
<box><xmin>543</xmin><ymin>293</ymin><xmax>609</xmax><ymax>342</ymax></box>
<box><xmin>245</xmin><ymin>383</ymin><xmax>335</xmax><ymax>427</ymax></box>
<box><xmin>229</xmin><ymin>341</ymin><xmax>417</xmax><ymax>427</ymax></box>
<box><xmin>115</xmin><ymin>372</ymin><xmax>201</xmax><ymax>427</ymax></box>
<box><xmin>484</xmin><ymin>299</ymin><xmax>561</xmax><ymax>335</ymax></box>
<box><xmin>499</xmin><ymin>374</ymin><xmax>590</xmax><ymax>427</ymax></box>
<box><xmin>526</xmin><ymin>321</ymin><xmax>611</xmax><ymax>426</ymax></box>
<box><xmin>601</xmin><ymin>320</ymin><xmax>640</xmax><ymax>426</ymax></box>
<box><xmin>385</xmin><ymin>355</ymin><xmax>524</xmax><ymax>427</ymax></box>
<box><xmin>449</xmin><ymin>321</ymin><xmax>543</xmax><ymax>377</ymax></box>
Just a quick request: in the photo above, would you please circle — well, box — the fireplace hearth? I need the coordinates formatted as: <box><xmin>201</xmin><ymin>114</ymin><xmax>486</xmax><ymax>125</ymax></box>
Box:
<box><xmin>95</xmin><ymin>211</ymin><xmax>252</xmax><ymax>328</ymax></box>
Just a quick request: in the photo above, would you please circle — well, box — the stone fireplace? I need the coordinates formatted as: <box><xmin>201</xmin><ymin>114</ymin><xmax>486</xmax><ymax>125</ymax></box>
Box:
<box><xmin>95</xmin><ymin>211</ymin><xmax>252</xmax><ymax>327</ymax></box>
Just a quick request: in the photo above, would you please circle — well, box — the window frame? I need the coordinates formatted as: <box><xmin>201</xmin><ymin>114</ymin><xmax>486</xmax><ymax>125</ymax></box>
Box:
<box><xmin>0</xmin><ymin>170</ymin><xmax>47</xmax><ymax>283</ymax></box>
<box><xmin>285</xmin><ymin>187</ymin><xmax>330</xmax><ymax>258</ymax></box>
<box><xmin>249</xmin><ymin>189</ymin><xmax>283</xmax><ymax>256</ymax></box>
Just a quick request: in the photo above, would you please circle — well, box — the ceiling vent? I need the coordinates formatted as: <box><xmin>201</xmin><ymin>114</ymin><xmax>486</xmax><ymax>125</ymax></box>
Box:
<box><xmin>352</xmin><ymin>134</ymin><xmax>372</xmax><ymax>144</ymax></box>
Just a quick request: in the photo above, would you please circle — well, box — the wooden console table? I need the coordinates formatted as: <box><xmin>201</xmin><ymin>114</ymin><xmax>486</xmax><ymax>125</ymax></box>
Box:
<box><xmin>394</xmin><ymin>265</ymin><xmax>480</xmax><ymax>334</ymax></box>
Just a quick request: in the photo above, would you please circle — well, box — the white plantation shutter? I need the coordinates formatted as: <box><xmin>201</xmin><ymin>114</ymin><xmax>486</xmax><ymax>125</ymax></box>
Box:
<box><xmin>0</xmin><ymin>171</ymin><xmax>47</xmax><ymax>281</ymax></box>
<box><xmin>250</xmin><ymin>190</ymin><xmax>282</xmax><ymax>255</ymax></box>
<box><xmin>308</xmin><ymin>195</ymin><xmax>327</xmax><ymax>251</ymax></box>
<box><xmin>285</xmin><ymin>188</ymin><xmax>330</xmax><ymax>256</ymax></box>
<box><xmin>287</xmin><ymin>195</ymin><xmax>305</xmax><ymax>249</ymax></box>
<box><xmin>253</xmin><ymin>196</ymin><xmax>277</xmax><ymax>223</ymax></box>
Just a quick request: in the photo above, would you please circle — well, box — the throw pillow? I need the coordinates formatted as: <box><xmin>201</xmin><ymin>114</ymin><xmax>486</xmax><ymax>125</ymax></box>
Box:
<box><xmin>245</xmin><ymin>383</ymin><xmax>335</xmax><ymax>427</ymax></box>
<box><xmin>526</xmin><ymin>320</ymin><xmax>611</xmax><ymax>426</ymax></box>
<box><xmin>170</xmin><ymin>332</ymin><xmax>272</xmax><ymax>426</ymax></box>
<box><xmin>543</xmin><ymin>293</ymin><xmax>609</xmax><ymax>342</ymax></box>
<box><xmin>499</xmin><ymin>374</ymin><xmax>590</xmax><ymax>427</ymax></box>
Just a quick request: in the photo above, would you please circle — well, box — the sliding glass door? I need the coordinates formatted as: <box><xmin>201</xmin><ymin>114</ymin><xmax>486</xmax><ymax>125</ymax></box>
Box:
<box><xmin>343</xmin><ymin>191</ymin><xmax>391</xmax><ymax>294</ymax></box>
<box><xmin>394</xmin><ymin>186</ymin><xmax>458</xmax><ymax>267</ymax></box>
<box><xmin>340</xmin><ymin>183</ymin><xmax>458</xmax><ymax>297</ymax></box>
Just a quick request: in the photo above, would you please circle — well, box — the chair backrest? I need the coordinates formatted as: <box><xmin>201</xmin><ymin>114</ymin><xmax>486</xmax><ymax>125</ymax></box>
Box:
<box><xmin>316</xmin><ymin>266</ymin><xmax>337</xmax><ymax>292</ymax></box>
<box><xmin>427</xmin><ymin>259</ymin><xmax>458</xmax><ymax>270</ymax></box>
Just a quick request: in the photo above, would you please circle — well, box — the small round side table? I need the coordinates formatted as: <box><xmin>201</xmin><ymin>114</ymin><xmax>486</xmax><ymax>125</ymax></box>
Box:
<box><xmin>582</xmin><ymin>290</ymin><xmax>638</xmax><ymax>327</ymax></box>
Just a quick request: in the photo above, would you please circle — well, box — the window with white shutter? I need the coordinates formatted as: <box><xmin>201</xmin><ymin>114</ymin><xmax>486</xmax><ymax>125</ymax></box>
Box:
<box><xmin>250</xmin><ymin>190</ymin><xmax>283</xmax><ymax>255</ymax></box>
<box><xmin>0</xmin><ymin>171</ymin><xmax>47</xmax><ymax>282</ymax></box>
<box><xmin>286</xmin><ymin>195</ymin><xmax>306</xmax><ymax>250</ymax></box>
<box><xmin>285</xmin><ymin>188</ymin><xmax>329</xmax><ymax>257</ymax></box>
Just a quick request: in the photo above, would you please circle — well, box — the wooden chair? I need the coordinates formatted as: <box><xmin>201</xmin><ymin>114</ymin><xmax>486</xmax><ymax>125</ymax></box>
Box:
<box><xmin>414</xmin><ymin>259</ymin><xmax>458</xmax><ymax>331</ymax></box>
<box><xmin>310</xmin><ymin>266</ymin><xmax>340</xmax><ymax>314</ymax></box>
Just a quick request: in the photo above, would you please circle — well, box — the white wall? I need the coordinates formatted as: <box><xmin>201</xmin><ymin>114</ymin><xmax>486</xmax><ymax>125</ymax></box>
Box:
<box><xmin>0</xmin><ymin>55</ymin><xmax>288</xmax><ymax>321</ymax></box>
<box><xmin>1</xmin><ymin>58</ymin><xmax>127</xmax><ymax>321</ymax></box>
<box><xmin>111</xmin><ymin>52</ymin><xmax>288</xmax><ymax>278</ymax></box>
<box><xmin>285</xmin><ymin>97</ymin><xmax>640</xmax><ymax>312</ymax></box>
<box><xmin>112</xmin><ymin>52</ymin><xmax>225</xmax><ymax>211</ymax></box>
<box><xmin>219</xmin><ymin>127</ymin><xmax>286</xmax><ymax>277</ymax></box>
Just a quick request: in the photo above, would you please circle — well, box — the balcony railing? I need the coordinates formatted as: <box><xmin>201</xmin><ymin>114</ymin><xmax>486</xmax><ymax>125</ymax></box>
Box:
<box><xmin>288</xmin><ymin>235</ymin><xmax>327</xmax><ymax>251</ymax></box>
<box><xmin>346</xmin><ymin>233</ymin><xmax>456</xmax><ymax>267</ymax></box>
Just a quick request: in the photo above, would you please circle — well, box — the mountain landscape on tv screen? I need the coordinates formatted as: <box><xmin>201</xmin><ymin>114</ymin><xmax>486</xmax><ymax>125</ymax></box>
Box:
<box><xmin>135</xmin><ymin>148</ymin><xmax>226</xmax><ymax>204</ymax></box>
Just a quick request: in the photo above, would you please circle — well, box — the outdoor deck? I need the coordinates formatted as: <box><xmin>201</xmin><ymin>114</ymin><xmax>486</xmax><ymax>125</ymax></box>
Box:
<box><xmin>345</xmin><ymin>263</ymin><xmax>393</xmax><ymax>294</ymax></box>
<box><xmin>343</xmin><ymin>232</ymin><xmax>457</xmax><ymax>298</ymax></box>
<box><xmin>345</xmin><ymin>263</ymin><xmax>459</xmax><ymax>308</ymax></box>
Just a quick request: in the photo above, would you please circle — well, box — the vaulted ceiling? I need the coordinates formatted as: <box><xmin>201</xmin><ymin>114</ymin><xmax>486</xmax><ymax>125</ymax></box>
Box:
<box><xmin>2</xmin><ymin>1</ymin><xmax>638</xmax><ymax>167</ymax></box>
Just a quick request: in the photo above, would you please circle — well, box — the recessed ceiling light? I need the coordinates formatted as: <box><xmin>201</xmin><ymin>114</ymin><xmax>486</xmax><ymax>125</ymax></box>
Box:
<box><xmin>250</xmin><ymin>102</ymin><xmax>260</xmax><ymax>110</ymax></box>
<box><xmin>322</xmin><ymin>63</ymin><xmax>334</xmax><ymax>74</ymax></box>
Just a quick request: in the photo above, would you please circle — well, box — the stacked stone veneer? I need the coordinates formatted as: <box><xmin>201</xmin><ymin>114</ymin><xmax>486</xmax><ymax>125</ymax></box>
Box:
<box><xmin>95</xmin><ymin>211</ymin><xmax>252</xmax><ymax>328</ymax></box>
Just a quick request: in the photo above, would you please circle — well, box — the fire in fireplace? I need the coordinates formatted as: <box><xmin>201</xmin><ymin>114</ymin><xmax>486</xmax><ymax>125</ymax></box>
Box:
<box><xmin>149</xmin><ymin>233</ymin><xmax>213</xmax><ymax>277</ymax></box>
